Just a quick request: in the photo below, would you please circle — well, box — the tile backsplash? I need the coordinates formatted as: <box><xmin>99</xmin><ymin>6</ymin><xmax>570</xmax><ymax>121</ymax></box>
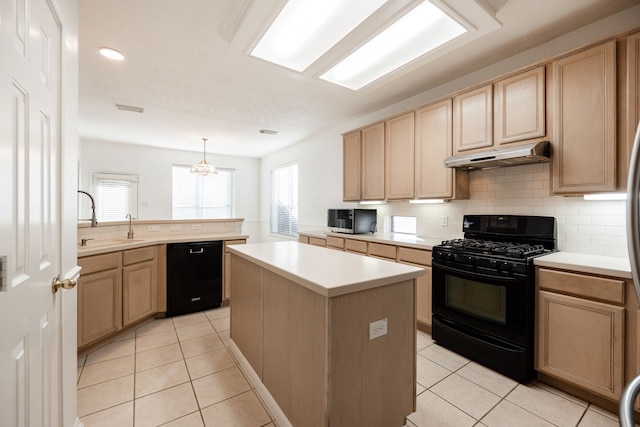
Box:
<box><xmin>377</xmin><ymin>163</ymin><xmax>629</xmax><ymax>258</ymax></box>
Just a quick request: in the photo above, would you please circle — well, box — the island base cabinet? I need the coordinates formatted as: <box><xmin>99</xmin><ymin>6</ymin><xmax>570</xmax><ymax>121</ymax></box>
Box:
<box><xmin>536</xmin><ymin>290</ymin><xmax>624</xmax><ymax>400</ymax></box>
<box><xmin>230</xmin><ymin>253</ymin><xmax>416</xmax><ymax>427</ymax></box>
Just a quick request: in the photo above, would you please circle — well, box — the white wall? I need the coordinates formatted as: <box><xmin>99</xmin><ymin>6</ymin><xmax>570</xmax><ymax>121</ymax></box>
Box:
<box><xmin>79</xmin><ymin>139</ymin><xmax>262</xmax><ymax>241</ymax></box>
<box><xmin>259</xmin><ymin>8</ymin><xmax>638</xmax><ymax>256</ymax></box>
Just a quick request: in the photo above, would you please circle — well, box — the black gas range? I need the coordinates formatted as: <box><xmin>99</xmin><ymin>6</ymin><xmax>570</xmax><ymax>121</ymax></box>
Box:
<box><xmin>431</xmin><ymin>214</ymin><xmax>556</xmax><ymax>383</ymax></box>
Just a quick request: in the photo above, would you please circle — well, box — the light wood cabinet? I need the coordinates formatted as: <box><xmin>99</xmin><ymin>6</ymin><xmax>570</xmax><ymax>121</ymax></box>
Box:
<box><xmin>385</xmin><ymin>112</ymin><xmax>415</xmax><ymax>200</ymax></box>
<box><xmin>537</xmin><ymin>268</ymin><xmax>625</xmax><ymax>401</ymax></box>
<box><xmin>326</xmin><ymin>235</ymin><xmax>344</xmax><ymax>250</ymax></box>
<box><xmin>551</xmin><ymin>41</ymin><xmax>617</xmax><ymax>195</ymax></box>
<box><xmin>398</xmin><ymin>247</ymin><xmax>432</xmax><ymax>331</ymax></box>
<box><xmin>342</xmin><ymin>131</ymin><xmax>361</xmax><ymax>201</ymax></box>
<box><xmin>223</xmin><ymin>239</ymin><xmax>246</xmax><ymax>301</ymax></box>
<box><xmin>415</xmin><ymin>99</ymin><xmax>469</xmax><ymax>200</ymax></box>
<box><xmin>122</xmin><ymin>247</ymin><xmax>157</xmax><ymax>327</ymax></box>
<box><xmin>344</xmin><ymin>239</ymin><xmax>367</xmax><ymax>254</ymax></box>
<box><xmin>361</xmin><ymin>122</ymin><xmax>385</xmax><ymax>200</ymax></box>
<box><xmin>618</xmin><ymin>31</ymin><xmax>640</xmax><ymax>192</ymax></box>
<box><xmin>453</xmin><ymin>84</ymin><xmax>493</xmax><ymax>153</ymax></box>
<box><xmin>77</xmin><ymin>252</ymin><xmax>122</xmax><ymax>348</ymax></box>
<box><xmin>494</xmin><ymin>66</ymin><xmax>546</xmax><ymax>144</ymax></box>
<box><xmin>368</xmin><ymin>242</ymin><xmax>396</xmax><ymax>260</ymax></box>
<box><xmin>309</xmin><ymin>236</ymin><xmax>327</xmax><ymax>247</ymax></box>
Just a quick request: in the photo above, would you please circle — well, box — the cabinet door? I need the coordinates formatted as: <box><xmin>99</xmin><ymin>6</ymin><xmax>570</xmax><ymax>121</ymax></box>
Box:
<box><xmin>415</xmin><ymin>99</ymin><xmax>454</xmax><ymax>199</ymax></box>
<box><xmin>343</xmin><ymin>131</ymin><xmax>361</xmax><ymax>201</ymax></box>
<box><xmin>494</xmin><ymin>66</ymin><xmax>545</xmax><ymax>144</ymax></box>
<box><xmin>537</xmin><ymin>290</ymin><xmax>624</xmax><ymax>400</ymax></box>
<box><xmin>385</xmin><ymin>112</ymin><xmax>415</xmax><ymax>200</ymax></box>
<box><xmin>78</xmin><ymin>269</ymin><xmax>122</xmax><ymax>348</ymax></box>
<box><xmin>552</xmin><ymin>41</ymin><xmax>617</xmax><ymax>194</ymax></box>
<box><xmin>618</xmin><ymin>32</ymin><xmax>640</xmax><ymax>192</ymax></box>
<box><xmin>123</xmin><ymin>260</ymin><xmax>157</xmax><ymax>327</ymax></box>
<box><xmin>453</xmin><ymin>85</ymin><xmax>493</xmax><ymax>153</ymax></box>
<box><xmin>361</xmin><ymin>122</ymin><xmax>385</xmax><ymax>200</ymax></box>
<box><xmin>416</xmin><ymin>266</ymin><xmax>432</xmax><ymax>328</ymax></box>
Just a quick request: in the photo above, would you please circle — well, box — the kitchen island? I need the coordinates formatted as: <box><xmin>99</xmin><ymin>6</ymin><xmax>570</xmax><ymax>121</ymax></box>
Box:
<box><xmin>228</xmin><ymin>241</ymin><xmax>424</xmax><ymax>427</ymax></box>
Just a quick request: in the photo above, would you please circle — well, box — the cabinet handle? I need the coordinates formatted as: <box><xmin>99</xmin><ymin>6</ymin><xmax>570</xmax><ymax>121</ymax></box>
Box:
<box><xmin>52</xmin><ymin>275</ymin><xmax>77</xmax><ymax>294</ymax></box>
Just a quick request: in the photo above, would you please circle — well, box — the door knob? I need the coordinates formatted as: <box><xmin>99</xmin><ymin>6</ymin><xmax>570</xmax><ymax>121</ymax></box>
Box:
<box><xmin>52</xmin><ymin>275</ymin><xmax>77</xmax><ymax>294</ymax></box>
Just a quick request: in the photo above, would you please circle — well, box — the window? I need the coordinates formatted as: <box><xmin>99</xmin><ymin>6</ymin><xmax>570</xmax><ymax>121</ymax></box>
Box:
<box><xmin>93</xmin><ymin>173</ymin><xmax>138</xmax><ymax>222</ymax></box>
<box><xmin>270</xmin><ymin>163</ymin><xmax>298</xmax><ymax>236</ymax></box>
<box><xmin>391</xmin><ymin>215</ymin><xmax>416</xmax><ymax>234</ymax></box>
<box><xmin>172</xmin><ymin>165</ymin><xmax>235</xmax><ymax>219</ymax></box>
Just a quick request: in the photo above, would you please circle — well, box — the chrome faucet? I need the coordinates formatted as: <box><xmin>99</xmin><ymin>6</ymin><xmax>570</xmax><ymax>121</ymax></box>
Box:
<box><xmin>126</xmin><ymin>214</ymin><xmax>134</xmax><ymax>239</ymax></box>
<box><xmin>78</xmin><ymin>190</ymin><xmax>98</xmax><ymax>227</ymax></box>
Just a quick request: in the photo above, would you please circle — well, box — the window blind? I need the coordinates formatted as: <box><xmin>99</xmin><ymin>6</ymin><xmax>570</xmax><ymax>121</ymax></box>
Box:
<box><xmin>93</xmin><ymin>173</ymin><xmax>138</xmax><ymax>222</ymax></box>
<box><xmin>270</xmin><ymin>163</ymin><xmax>298</xmax><ymax>236</ymax></box>
<box><xmin>172</xmin><ymin>165</ymin><xmax>235</xmax><ymax>219</ymax></box>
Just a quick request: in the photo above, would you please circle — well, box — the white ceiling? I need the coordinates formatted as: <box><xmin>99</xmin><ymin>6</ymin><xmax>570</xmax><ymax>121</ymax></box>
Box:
<box><xmin>78</xmin><ymin>0</ymin><xmax>639</xmax><ymax>158</ymax></box>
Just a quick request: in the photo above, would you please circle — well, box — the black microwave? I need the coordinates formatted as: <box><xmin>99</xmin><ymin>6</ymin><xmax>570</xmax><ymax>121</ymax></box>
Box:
<box><xmin>327</xmin><ymin>209</ymin><xmax>377</xmax><ymax>234</ymax></box>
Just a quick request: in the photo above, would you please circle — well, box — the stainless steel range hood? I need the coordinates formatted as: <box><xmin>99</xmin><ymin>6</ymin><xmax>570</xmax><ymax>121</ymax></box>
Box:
<box><xmin>444</xmin><ymin>141</ymin><xmax>550</xmax><ymax>169</ymax></box>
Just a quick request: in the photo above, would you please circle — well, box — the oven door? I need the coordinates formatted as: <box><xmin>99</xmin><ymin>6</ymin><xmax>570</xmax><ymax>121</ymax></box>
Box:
<box><xmin>432</xmin><ymin>259</ymin><xmax>533</xmax><ymax>348</ymax></box>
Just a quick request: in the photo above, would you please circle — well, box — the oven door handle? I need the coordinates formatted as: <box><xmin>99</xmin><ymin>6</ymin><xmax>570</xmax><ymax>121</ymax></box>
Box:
<box><xmin>432</xmin><ymin>261</ymin><xmax>525</xmax><ymax>284</ymax></box>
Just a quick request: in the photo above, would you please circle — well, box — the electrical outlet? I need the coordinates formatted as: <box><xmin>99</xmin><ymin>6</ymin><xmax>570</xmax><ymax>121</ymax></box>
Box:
<box><xmin>441</xmin><ymin>216</ymin><xmax>449</xmax><ymax>227</ymax></box>
<box><xmin>170</xmin><ymin>224</ymin><xmax>181</xmax><ymax>231</ymax></box>
<box><xmin>148</xmin><ymin>225</ymin><xmax>160</xmax><ymax>232</ymax></box>
<box><xmin>369</xmin><ymin>318</ymin><xmax>388</xmax><ymax>340</ymax></box>
<box><xmin>191</xmin><ymin>224</ymin><xmax>201</xmax><ymax>230</ymax></box>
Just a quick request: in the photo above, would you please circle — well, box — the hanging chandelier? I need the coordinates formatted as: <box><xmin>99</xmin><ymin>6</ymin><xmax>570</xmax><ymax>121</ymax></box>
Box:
<box><xmin>191</xmin><ymin>138</ymin><xmax>217</xmax><ymax>176</ymax></box>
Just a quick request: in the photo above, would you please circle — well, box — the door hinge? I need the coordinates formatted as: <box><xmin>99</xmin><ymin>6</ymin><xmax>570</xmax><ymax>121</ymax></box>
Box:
<box><xmin>0</xmin><ymin>255</ymin><xmax>8</xmax><ymax>292</ymax></box>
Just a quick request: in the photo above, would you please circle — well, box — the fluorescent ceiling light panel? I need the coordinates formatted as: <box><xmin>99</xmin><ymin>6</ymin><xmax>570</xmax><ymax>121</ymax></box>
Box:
<box><xmin>320</xmin><ymin>0</ymin><xmax>467</xmax><ymax>90</ymax></box>
<box><xmin>251</xmin><ymin>0</ymin><xmax>389</xmax><ymax>72</ymax></box>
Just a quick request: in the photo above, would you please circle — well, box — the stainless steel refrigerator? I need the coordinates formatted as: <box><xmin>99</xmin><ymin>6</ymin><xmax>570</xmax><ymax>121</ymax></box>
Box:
<box><xmin>620</xmin><ymin>122</ymin><xmax>640</xmax><ymax>426</ymax></box>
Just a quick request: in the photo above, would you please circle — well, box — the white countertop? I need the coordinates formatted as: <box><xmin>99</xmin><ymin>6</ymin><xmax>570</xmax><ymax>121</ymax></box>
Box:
<box><xmin>77</xmin><ymin>233</ymin><xmax>248</xmax><ymax>257</ymax></box>
<box><xmin>228</xmin><ymin>241</ymin><xmax>425</xmax><ymax>298</ymax></box>
<box><xmin>534</xmin><ymin>251</ymin><xmax>632</xmax><ymax>279</ymax></box>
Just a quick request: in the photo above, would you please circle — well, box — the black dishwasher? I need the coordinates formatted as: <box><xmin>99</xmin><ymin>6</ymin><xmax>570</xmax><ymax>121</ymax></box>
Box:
<box><xmin>166</xmin><ymin>241</ymin><xmax>222</xmax><ymax>317</ymax></box>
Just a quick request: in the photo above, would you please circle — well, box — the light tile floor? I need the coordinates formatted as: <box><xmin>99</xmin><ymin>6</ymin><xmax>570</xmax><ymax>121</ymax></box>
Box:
<box><xmin>78</xmin><ymin>307</ymin><xmax>628</xmax><ymax>426</ymax></box>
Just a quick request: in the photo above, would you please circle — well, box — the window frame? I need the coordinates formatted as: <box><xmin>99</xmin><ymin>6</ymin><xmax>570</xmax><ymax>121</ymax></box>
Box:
<box><xmin>171</xmin><ymin>164</ymin><xmax>236</xmax><ymax>219</ymax></box>
<box><xmin>92</xmin><ymin>172</ymin><xmax>139</xmax><ymax>222</ymax></box>
<box><xmin>270</xmin><ymin>162</ymin><xmax>299</xmax><ymax>237</ymax></box>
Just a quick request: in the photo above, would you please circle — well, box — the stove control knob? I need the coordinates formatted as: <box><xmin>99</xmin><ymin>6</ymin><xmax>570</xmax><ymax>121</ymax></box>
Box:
<box><xmin>498</xmin><ymin>261</ymin><xmax>511</xmax><ymax>272</ymax></box>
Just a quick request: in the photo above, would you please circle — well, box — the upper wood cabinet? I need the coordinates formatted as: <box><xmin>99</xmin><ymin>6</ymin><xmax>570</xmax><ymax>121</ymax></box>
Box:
<box><xmin>415</xmin><ymin>99</ymin><xmax>469</xmax><ymax>200</ymax></box>
<box><xmin>385</xmin><ymin>112</ymin><xmax>415</xmax><ymax>200</ymax></box>
<box><xmin>453</xmin><ymin>84</ymin><xmax>493</xmax><ymax>153</ymax></box>
<box><xmin>551</xmin><ymin>41</ymin><xmax>617</xmax><ymax>195</ymax></box>
<box><xmin>342</xmin><ymin>131</ymin><xmax>361</xmax><ymax>201</ymax></box>
<box><xmin>618</xmin><ymin>31</ymin><xmax>640</xmax><ymax>192</ymax></box>
<box><xmin>361</xmin><ymin>122</ymin><xmax>385</xmax><ymax>200</ymax></box>
<box><xmin>494</xmin><ymin>66</ymin><xmax>546</xmax><ymax>144</ymax></box>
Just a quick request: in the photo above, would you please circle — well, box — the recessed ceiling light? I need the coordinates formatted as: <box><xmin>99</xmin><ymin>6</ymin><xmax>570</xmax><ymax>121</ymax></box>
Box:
<box><xmin>99</xmin><ymin>47</ymin><xmax>125</xmax><ymax>61</ymax></box>
<box><xmin>251</xmin><ymin>0</ymin><xmax>388</xmax><ymax>72</ymax></box>
<box><xmin>320</xmin><ymin>1</ymin><xmax>467</xmax><ymax>90</ymax></box>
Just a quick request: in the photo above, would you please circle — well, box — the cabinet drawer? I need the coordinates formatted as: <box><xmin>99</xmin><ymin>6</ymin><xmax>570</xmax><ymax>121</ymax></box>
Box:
<box><xmin>224</xmin><ymin>239</ymin><xmax>246</xmax><ymax>252</ymax></box>
<box><xmin>397</xmin><ymin>247</ymin><xmax>431</xmax><ymax>266</ymax></box>
<box><xmin>123</xmin><ymin>246</ymin><xmax>156</xmax><ymax>266</ymax></box>
<box><xmin>309</xmin><ymin>237</ymin><xmax>327</xmax><ymax>247</ymax></box>
<box><xmin>298</xmin><ymin>235</ymin><xmax>309</xmax><ymax>244</ymax></box>
<box><xmin>368</xmin><ymin>242</ymin><xmax>396</xmax><ymax>260</ymax></box>
<box><xmin>326</xmin><ymin>236</ymin><xmax>345</xmax><ymax>249</ymax></box>
<box><xmin>344</xmin><ymin>239</ymin><xmax>367</xmax><ymax>254</ymax></box>
<box><xmin>538</xmin><ymin>268</ymin><xmax>625</xmax><ymax>304</ymax></box>
<box><xmin>78</xmin><ymin>252</ymin><xmax>121</xmax><ymax>275</ymax></box>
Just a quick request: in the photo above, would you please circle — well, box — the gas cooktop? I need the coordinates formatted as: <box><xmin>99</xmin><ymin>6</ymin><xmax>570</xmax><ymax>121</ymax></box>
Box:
<box><xmin>438</xmin><ymin>238</ymin><xmax>549</xmax><ymax>259</ymax></box>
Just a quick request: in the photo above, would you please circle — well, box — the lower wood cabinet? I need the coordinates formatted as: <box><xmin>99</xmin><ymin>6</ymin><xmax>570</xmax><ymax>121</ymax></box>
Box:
<box><xmin>397</xmin><ymin>247</ymin><xmax>432</xmax><ymax>331</ymax></box>
<box><xmin>77</xmin><ymin>252</ymin><xmax>123</xmax><ymax>348</ymax></box>
<box><xmin>122</xmin><ymin>247</ymin><xmax>157</xmax><ymax>327</ymax></box>
<box><xmin>78</xmin><ymin>246</ymin><xmax>158</xmax><ymax>350</ymax></box>
<box><xmin>536</xmin><ymin>268</ymin><xmax>625</xmax><ymax>401</ymax></box>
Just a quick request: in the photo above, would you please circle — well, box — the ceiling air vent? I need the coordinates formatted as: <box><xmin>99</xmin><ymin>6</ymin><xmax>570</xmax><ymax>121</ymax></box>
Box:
<box><xmin>259</xmin><ymin>129</ymin><xmax>278</xmax><ymax>135</ymax></box>
<box><xmin>115</xmin><ymin>103</ymin><xmax>144</xmax><ymax>113</ymax></box>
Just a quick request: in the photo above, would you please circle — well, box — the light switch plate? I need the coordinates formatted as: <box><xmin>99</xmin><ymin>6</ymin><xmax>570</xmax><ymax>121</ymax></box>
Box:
<box><xmin>369</xmin><ymin>318</ymin><xmax>387</xmax><ymax>340</ymax></box>
<box><xmin>170</xmin><ymin>224</ymin><xmax>181</xmax><ymax>231</ymax></box>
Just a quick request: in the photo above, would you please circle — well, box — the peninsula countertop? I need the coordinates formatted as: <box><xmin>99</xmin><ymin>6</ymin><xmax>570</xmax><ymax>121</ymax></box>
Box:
<box><xmin>228</xmin><ymin>241</ymin><xmax>425</xmax><ymax>298</ymax></box>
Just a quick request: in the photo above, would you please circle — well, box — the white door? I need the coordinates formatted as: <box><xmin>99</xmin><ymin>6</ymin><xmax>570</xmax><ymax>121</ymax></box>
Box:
<box><xmin>0</xmin><ymin>0</ymin><xmax>67</xmax><ymax>425</ymax></box>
